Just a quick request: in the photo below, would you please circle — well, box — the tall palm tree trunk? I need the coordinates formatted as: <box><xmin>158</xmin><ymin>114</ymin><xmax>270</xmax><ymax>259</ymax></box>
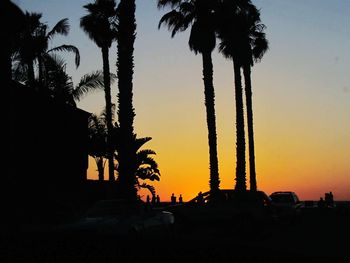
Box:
<box><xmin>101</xmin><ymin>46</ymin><xmax>114</xmax><ymax>181</ymax></box>
<box><xmin>243</xmin><ymin>64</ymin><xmax>257</xmax><ymax>191</ymax></box>
<box><xmin>202</xmin><ymin>51</ymin><xmax>220</xmax><ymax>194</ymax></box>
<box><xmin>233</xmin><ymin>61</ymin><xmax>246</xmax><ymax>191</ymax></box>
<box><xmin>116</xmin><ymin>0</ymin><xmax>137</xmax><ymax>199</ymax></box>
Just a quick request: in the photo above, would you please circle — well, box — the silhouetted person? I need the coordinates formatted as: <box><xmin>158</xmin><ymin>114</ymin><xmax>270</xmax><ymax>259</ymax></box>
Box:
<box><xmin>325</xmin><ymin>192</ymin><xmax>334</xmax><ymax>208</ymax></box>
<box><xmin>146</xmin><ymin>195</ymin><xmax>150</xmax><ymax>203</ymax></box>
<box><xmin>151</xmin><ymin>194</ymin><xmax>156</xmax><ymax>205</ymax></box>
<box><xmin>329</xmin><ymin>191</ymin><xmax>334</xmax><ymax>207</ymax></box>
<box><xmin>171</xmin><ymin>193</ymin><xmax>176</xmax><ymax>204</ymax></box>
<box><xmin>325</xmin><ymin>193</ymin><xmax>330</xmax><ymax>207</ymax></box>
<box><xmin>318</xmin><ymin>197</ymin><xmax>325</xmax><ymax>208</ymax></box>
<box><xmin>179</xmin><ymin>194</ymin><xmax>183</xmax><ymax>203</ymax></box>
<box><xmin>156</xmin><ymin>195</ymin><xmax>160</xmax><ymax>204</ymax></box>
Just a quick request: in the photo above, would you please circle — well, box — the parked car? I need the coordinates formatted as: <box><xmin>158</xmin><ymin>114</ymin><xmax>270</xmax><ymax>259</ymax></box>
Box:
<box><xmin>269</xmin><ymin>191</ymin><xmax>302</xmax><ymax>222</ymax></box>
<box><xmin>165</xmin><ymin>189</ymin><xmax>276</xmax><ymax>231</ymax></box>
<box><xmin>56</xmin><ymin>199</ymin><xmax>174</xmax><ymax>237</ymax></box>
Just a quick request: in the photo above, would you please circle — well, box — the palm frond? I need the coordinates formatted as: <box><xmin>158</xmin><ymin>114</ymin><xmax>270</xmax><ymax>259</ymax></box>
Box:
<box><xmin>43</xmin><ymin>53</ymin><xmax>66</xmax><ymax>70</ymax></box>
<box><xmin>179</xmin><ymin>2</ymin><xmax>194</xmax><ymax>15</ymax></box>
<box><xmin>137</xmin><ymin>149</ymin><xmax>156</xmax><ymax>157</ymax></box>
<box><xmin>134</xmin><ymin>137</ymin><xmax>152</xmax><ymax>151</ymax></box>
<box><xmin>157</xmin><ymin>0</ymin><xmax>182</xmax><ymax>9</ymax></box>
<box><xmin>139</xmin><ymin>156</ymin><xmax>159</xmax><ymax>170</ymax></box>
<box><xmin>137</xmin><ymin>183</ymin><xmax>156</xmax><ymax>197</ymax></box>
<box><xmin>252</xmin><ymin>35</ymin><xmax>268</xmax><ymax>63</ymax></box>
<box><xmin>47</xmin><ymin>18</ymin><xmax>69</xmax><ymax>40</ymax></box>
<box><xmin>72</xmin><ymin>70</ymin><xmax>104</xmax><ymax>101</ymax></box>
<box><xmin>158</xmin><ymin>10</ymin><xmax>188</xmax><ymax>37</ymax></box>
<box><xmin>47</xmin><ymin>44</ymin><xmax>80</xmax><ymax>68</ymax></box>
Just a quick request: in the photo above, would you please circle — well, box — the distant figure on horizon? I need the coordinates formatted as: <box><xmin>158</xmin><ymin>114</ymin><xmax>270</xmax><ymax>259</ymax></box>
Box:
<box><xmin>179</xmin><ymin>194</ymin><xmax>183</xmax><ymax>203</ymax></box>
<box><xmin>146</xmin><ymin>195</ymin><xmax>150</xmax><ymax>204</ymax></box>
<box><xmin>318</xmin><ymin>197</ymin><xmax>325</xmax><ymax>208</ymax></box>
<box><xmin>171</xmin><ymin>193</ymin><xmax>176</xmax><ymax>204</ymax></box>
<box><xmin>329</xmin><ymin>191</ymin><xmax>334</xmax><ymax>207</ymax></box>
<box><xmin>324</xmin><ymin>191</ymin><xmax>334</xmax><ymax>207</ymax></box>
<box><xmin>156</xmin><ymin>195</ymin><xmax>160</xmax><ymax>204</ymax></box>
<box><xmin>151</xmin><ymin>194</ymin><xmax>156</xmax><ymax>205</ymax></box>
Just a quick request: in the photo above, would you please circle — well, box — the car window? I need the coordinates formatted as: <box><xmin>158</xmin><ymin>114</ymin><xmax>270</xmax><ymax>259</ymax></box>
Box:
<box><xmin>271</xmin><ymin>194</ymin><xmax>294</xmax><ymax>203</ymax></box>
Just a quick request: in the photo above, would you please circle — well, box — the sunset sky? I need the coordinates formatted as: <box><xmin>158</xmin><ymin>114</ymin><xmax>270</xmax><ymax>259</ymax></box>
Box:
<box><xmin>17</xmin><ymin>0</ymin><xmax>350</xmax><ymax>201</ymax></box>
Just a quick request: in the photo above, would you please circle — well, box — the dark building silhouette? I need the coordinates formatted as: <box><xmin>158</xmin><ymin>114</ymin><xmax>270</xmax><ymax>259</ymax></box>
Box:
<box><xmin>6</xmin><ymin>81</ymin><xmax>90</xmax><ymax>223</ymax></box>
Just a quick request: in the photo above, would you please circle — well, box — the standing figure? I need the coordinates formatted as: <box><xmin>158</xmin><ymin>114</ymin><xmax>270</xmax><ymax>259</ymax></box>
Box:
<box><xmin>179</xmin><ymin>194</ymin><xmax>183</xmax><ymax>203</ymax></box>
<box><xmin>329</xmin><ymin>191</ymin><xmax>334</xmax><ymax>207</ymax></box>
<box><xmin>171</xmin><ymin>193</ymin><xmax>176</xmax><ymax>204</ymax></box>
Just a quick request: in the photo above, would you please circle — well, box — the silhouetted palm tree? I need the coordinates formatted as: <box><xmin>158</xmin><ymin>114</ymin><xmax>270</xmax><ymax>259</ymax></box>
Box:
<box><xmin>217</xmin><ymin>0</ymin><xmax>268</xmax><ymax>191</ymax></box>
<box><xmin>88</xmin><ymin>108</ymin><xmax>161</xmax><ymax>193</ymax></box>
<box><xmin>158</xmin><ymin>0</ymin><xmax>221</xmax><ymax>195</ymax></box>
<box><xmin>114</xmin><ymin>133</ymin><xmax>160</xmax><ymax>198</ymax></box>
<box><xmin>1</xmin><ymin>0</ymin><xmax>25</xmax><ymax>84</ymax></box>
<box><xmin>88</xmin><ymin>114</ymin><xmax>107</xmax><ymax>181</ymax></box>
<box><xmin>35</xmin><ymin>18</ymin><xmax>80</xmax><ymax>87</ymax></box>
<box><xmin>17</xmin><ymin>12</ymin><xmax>42</xmax><ymax>87</ymax></box>
<box><xmin>44</xmin><ymin>54</ymin><xmax>108</xmax><ymax>106</ymax></box>
<box><xmin>217</xmin><ymin>0</ymin><xmax>249</xmax><ymax>191</ymax></box>
<box><xmin>88</xmin><ymin>105</ymin><xmax>116</xmax><ymax>181</ymax></box>
<box><xmin>80</xmin><ymin>0</ymin><xmax>118</xmax><ymax>181</ymax></box>
<box><xmin>239</xmin><ymin>4</ymin><xmax>268</xmax><ymax>191</ymax></box>
<box><xmin>115</xmin><ymin>0</ymin><xmax>138</xmax><ymax>200</ymax></box>
<box><xmin>15</xmin><ymin>13</ymin><xmax>80</xmax><ymax>90</ymax></box>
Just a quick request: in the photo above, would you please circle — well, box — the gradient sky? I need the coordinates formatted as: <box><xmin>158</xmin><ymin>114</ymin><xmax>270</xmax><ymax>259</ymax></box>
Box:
<box><xmin>17</xmin><ymin>0</ymin><xmax>350</xmax><ymax>201</ymax></box>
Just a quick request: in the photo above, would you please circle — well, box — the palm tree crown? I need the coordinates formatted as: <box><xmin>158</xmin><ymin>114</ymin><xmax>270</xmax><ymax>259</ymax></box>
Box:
<box><xmin>15</xmin><ymin>13</ymin><xmax>80</xmax><ymax>88</ymax></box>
<box><xmin>158</xmin><ymin>0</ymin><xmax>217</xmax><ymax>54</ymax></box>
<box><xmin>80</xmin><ymin>0</ymin><xmax>118</xmax><ymax>48</ymax></box>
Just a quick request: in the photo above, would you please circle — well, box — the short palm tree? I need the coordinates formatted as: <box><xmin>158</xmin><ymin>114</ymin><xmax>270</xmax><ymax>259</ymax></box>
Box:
<box><xmin>88</xmin><ymin>109</ymin><xmax>161</xmax><ymax>194</ymax></box>
<box><xmin>88</xmin><ymin>114</ymin><xmax>107</xmax><ymax>181</ymax></box>
<box><xmin>115</xmin><ymin>0</ymin><xmax>138</xmax><ymax>200</ymax></box>
<box><xmin>80</xmin><ymin>0</ymin><xmax>118</xmax><ymax>181</ymax></box>
<box><xmin>158</xmin><ymin>0</ymin><xmax>221</xmax><ymax>195</ymax></box>
<box><xmin>114</xmin><ymin>134</ymin><xmax>160</xmax><ymax>198</ymax></box>
<box><xmin>88</xmin><ymin>104</ymin><xmax>117</xmax><ymax>181</ymax></box>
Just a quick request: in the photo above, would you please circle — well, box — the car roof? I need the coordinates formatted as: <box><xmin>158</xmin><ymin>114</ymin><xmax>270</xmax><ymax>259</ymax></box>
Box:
<box><xmin>270</xmin><ymin>191</ymin><xmax>297</xmax><ymax>195</ymax></box>
<box><xmin>188</xmin><ymin>189</ymin><xmax>270</xmax><ymax>203</ymax></box>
